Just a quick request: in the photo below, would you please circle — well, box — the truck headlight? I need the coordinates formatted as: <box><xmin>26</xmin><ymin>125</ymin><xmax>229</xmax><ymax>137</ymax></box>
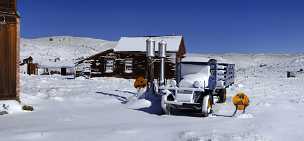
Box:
<box><xmin>193</xmin><ymin>81</ymin><xmax>203</xmax><ymax>88</ymax></box>
<box><xmin>170</xmin><ymin>80</ymin><xmax>177</xmax><ymax>87</ymax></box>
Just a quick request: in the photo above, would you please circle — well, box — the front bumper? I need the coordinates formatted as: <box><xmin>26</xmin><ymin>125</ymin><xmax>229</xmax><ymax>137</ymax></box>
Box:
<box><xmin>165</xmin><ymin>101</ymin><xmax>201</xmax><ymax>110</ymax></box>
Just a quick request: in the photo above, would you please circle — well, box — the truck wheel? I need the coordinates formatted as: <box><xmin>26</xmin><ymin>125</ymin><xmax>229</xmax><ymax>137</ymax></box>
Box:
<box><xmin>218</xmin><ymin>88</ymin><xmax>227</xmax><ymax>103</ymax></box>
<box><xmin>166</xmin><ymin>105</ymin><xmax>172</xmax><ymax>115</ymax></box>
<box><xmin>161</xmin><ymin>94</ymin><xmax>173</xmax><ymax>115</ymax></box>
<box><xmin>202</xmin><ymin>95</ymin><xmax>211</xmax><ymax>117</ymax></box>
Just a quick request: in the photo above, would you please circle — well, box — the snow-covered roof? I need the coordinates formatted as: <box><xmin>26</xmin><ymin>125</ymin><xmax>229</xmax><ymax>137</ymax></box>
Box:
<box><xmin>114</xmin><ymin>36</ymin><xmax>183</xmax><ymax>52</ymax></box>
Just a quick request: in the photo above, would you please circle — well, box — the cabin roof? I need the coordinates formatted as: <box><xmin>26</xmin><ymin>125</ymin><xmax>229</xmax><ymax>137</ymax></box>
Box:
<box><xmin>114</xmin><ymin>36</ymin><xmax>183</xmax><ymax>52</ymax></box>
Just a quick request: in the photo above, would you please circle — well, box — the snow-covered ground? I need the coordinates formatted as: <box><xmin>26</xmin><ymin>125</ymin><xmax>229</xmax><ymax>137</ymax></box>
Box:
<box><xmin>2</xmin><ymin>41</ymin><xmax>304</xmax><ymax>141</ymax></box>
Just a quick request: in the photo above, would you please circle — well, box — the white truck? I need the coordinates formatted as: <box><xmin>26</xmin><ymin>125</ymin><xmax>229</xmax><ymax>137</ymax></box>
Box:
<box><xmin>161</xmin><ymin>59</ymin><xmax>235</xmax><ymax>117</ymax></box>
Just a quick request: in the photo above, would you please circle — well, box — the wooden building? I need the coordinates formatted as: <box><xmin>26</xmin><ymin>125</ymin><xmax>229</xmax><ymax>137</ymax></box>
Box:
<box><xmin>0</xmin><ymin>0</ymin><xmax>20</xmax><ymax>101</ymax></box>
<box><xmin>27</xmin><ymin>63</ymin><xmax>38</xmax><ymax>75</ymax></box>
<box><xmin>38</xmin><ymin>65</ymin><xmax>75</xmax><ymax>76</ymax></box>
<box><xmin>76</xmin><ymin>36</ymin><xmax>186</xmax><ymax>80</ymax></box>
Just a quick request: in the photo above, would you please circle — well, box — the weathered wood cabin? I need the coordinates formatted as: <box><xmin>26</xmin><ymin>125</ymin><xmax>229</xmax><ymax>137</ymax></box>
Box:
<box><xmin>0</xmin><ymin>0</ymin><xmax>20</xmax><ymax>100</ymax></box>
<box><xmin>76</xmin><ymin>36</ymin><xmax>186</xmax><ymax>79</ymax></box>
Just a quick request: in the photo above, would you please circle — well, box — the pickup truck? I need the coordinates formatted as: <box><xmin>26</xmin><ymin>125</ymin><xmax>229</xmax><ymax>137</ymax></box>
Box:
<box><xmin>161</xmin><ymin>59</ymin><xmax>235</xmax><ymax>117</ymax></box>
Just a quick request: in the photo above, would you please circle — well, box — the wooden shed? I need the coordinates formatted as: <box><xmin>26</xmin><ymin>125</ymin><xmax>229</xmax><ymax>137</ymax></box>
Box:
<box><xmin>0</xmin><ymin>0</ymin><xmax>20</xmax><ymax>101</ymax></box>
<box><xmin>76</xmin><ymin>36</ymin><xmax>186</xmax><ymax>80</ymax></box>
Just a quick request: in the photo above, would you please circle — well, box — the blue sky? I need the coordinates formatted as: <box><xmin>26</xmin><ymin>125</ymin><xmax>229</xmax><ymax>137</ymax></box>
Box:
<box><xmin>18</xmin><ymin>0</ymin><xmax>304</xmax><ymax>53</ymax></box>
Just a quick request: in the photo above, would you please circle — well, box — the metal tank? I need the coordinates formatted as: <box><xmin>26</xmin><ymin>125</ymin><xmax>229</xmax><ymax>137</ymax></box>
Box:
<box><xmin>146</xmin><ymin>38</ymin><xmax>155</xmax><ymax>57</ymax></box>
<box><xmin>158</xmin><ymin>40</ymin><xmax>167</xmax><ymax>87</ymax></box>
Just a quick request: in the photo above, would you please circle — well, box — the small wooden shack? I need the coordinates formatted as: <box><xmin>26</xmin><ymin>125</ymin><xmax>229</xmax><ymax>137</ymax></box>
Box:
<box><xmin>76</xmin><ymin>36</ymin><xmax>186</xmax><ymax>79</ymax></box>
<box><xmin>0</xmin><ymin>0</ymin><xmax>20</xmax><ymax>101</ymax></box>
<box><xmin>27</xmin><ymin>63</ymin><xmax>38</xmax><ymax>75</ymax></box>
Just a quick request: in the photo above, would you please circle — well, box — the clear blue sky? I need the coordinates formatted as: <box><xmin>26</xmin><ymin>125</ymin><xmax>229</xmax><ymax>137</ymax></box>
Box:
<box><xmin>18</xmin><ymin>0</ymin><xmax>304</xmax><ymax>53</ymax></box>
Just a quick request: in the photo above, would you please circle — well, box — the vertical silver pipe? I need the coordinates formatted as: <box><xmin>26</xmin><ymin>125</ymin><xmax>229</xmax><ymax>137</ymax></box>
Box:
<box><xmin>160</xmin><ymin>58</ymin><xmax>165</xmax><ymax>87</ymax></box>
<box><xmin>146</xmin><ymin>38</ymin><xmax>156</xmax><ymax>92</ymax></box>
<box><xmin>158</xmin><ymin>40</ymin><xmax>167</xmax><ymax>87</ymax></box>
<box><xmin>176</xmin><ymin>57</ymin><xmax>181</xmax><ymax>85</ymax></box>
<box><xmin>146</xmin><ymin>38</ymin><xmax>155</xmax><ymax>57</ymax></box>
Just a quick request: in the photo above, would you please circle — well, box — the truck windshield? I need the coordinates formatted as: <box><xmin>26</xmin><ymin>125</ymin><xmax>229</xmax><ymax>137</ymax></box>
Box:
<box><xmin>181</xmin><ymin>63</ymin><xmax>210</xmax><ymax>78</ymax></box>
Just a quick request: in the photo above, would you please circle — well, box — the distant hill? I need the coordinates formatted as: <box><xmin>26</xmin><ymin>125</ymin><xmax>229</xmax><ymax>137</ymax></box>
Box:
<box><xmin>20</xmin><ymin>36</ymin><xmax>117</xmax><ymax>67</ymax></box>
<box><xmin>184</xmin><ymin>53</ymin><xmax>304</xmax><ymax>71</ymax></box>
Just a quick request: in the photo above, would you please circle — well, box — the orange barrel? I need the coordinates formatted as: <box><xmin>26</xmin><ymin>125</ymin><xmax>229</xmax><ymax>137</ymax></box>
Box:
<box><xmin>232</xmin><ymin>92</ymin><xmax>249</xmax><ymax>110</ymax></box>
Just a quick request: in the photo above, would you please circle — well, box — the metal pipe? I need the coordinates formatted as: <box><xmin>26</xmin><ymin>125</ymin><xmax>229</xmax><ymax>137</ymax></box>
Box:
<box><xmin>146</xmin><ymin>38</ymin><xmax>156</xmax><ymax>93</ymax></box>
<box><xmin>158</xmin><ymin>40</ymin><xmax>167</xmax><ymax>87</ymax></box>
<box><xmin>146</xmin><ymin>38</ymin><xmax>155</xmax><ymax>57</ymax></box>
<box><xmin>176</xmin><ymin>58</ymin><xmax>181</xmax><ymax>85</ymax></box>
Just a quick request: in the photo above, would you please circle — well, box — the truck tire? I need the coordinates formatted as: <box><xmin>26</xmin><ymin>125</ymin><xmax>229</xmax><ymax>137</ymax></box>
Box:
<box><xmin>218</xmin><ymin>88</ymin><xmax>227</xmax><ymax>103</ymax></box>
<box><xmin>202</xmin><ymin>95</ymin><xmax>211</xmax><ymax>117</ymax></box>
<box><xmin>161</xmin><ymin>94</ymin><xmax>174</xmax><ymax>115</ymax></box>
<box><xmin>166</xmin><ymin>105</ymin><xmax>172</xmax><ymax>115</ymax></box>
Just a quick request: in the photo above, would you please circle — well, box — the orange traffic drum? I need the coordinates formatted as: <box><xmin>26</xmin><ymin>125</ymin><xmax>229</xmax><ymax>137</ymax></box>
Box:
<box><xmin>232</xmin><ymin>92</ymin><xmax>250</xmax><ymax>110</ymax></box>
<box><xmin>134</xmin><ymin>76</ymin><xmax>147</xmax><ymax>89</ymax></box>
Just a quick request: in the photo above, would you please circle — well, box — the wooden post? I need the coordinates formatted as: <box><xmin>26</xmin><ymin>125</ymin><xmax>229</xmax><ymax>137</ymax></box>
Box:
<box><xmin>0</xmin><ymin>0</ymin><xmax>20</xmax><ymax>101</ymax></box>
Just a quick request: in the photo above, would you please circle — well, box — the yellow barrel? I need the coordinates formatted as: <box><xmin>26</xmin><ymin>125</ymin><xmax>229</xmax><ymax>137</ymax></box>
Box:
<box><xmin>232</xmin><ymin>92</ymin><xmax>249</xmax><ymax>110</ymax></box>
<box><xmin>134</xmin><ymin>76</ymin><xmax>147</xmax><ymax>89</ymax></box>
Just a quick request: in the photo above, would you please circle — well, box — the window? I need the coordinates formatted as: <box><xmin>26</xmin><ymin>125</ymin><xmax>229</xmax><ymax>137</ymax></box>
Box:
<box><xmin>124</xmin><ymin>59</ymin><xmax>133</xmax><ymax>73</ymax></box>
<box><xmin>105</xmin><ymin>60</ymin><xmax>114</xmax><ymax>73</ymax></box>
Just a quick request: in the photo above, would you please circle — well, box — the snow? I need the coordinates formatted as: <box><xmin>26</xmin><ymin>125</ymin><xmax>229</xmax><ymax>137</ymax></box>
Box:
<box><xmin>0</xmin><ymin>100</ymin><xmax>23</xmax><ymax>114</ymax></box>
<box><xmin>3</xmin><ymin>40</ymin><xmax>304</xmax><ymax>141</ymax></box>
<box><xmin>115</xmin><ymin>36</ymin><xmax>183</xmax><ymax>52</ymax></box>
<box><xmin>20</xmin><ymin>36</ymin><xmax>117</xmax><ymax>67</ymax></box>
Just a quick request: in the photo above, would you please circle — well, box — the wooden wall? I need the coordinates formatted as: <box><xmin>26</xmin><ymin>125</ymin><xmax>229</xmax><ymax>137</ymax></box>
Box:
<box><xmin>78</xmin><ymin>51</ymin><xmax>177</xmax><ymax>79</ymax></box>
<box><xmin>0</xmin><ymin>0</ymin><xmax>19</xmax><ymax>101</ymax></box>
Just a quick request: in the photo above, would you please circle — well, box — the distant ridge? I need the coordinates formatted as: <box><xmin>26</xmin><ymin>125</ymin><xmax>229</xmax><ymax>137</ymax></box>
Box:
<box><xmin>20</xmin><ymin>36</ymin><xmax>117</xmax><ymax>67</ymax></box>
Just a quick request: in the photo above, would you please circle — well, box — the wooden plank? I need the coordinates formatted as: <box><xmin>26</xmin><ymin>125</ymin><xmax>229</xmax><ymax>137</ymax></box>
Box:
<box><xmin>0</xmin><ymin>24</ymin><xmax>9</xmax><ymax>96</ymax></box>
<box><xmin>15</xmin><ymin>18</ymin><xmax>19</xmax><ymax>100</ymax></box>
<box><xmin>0</xmin><ymin>0</ymin><xmax>16</xmax><ymax>11</ymax></box>
<box><xmin>9</xmin><ymin>22</ymin><xmax>17</xmax><ymax>96</ymax></box>
<box><xmin>0</xmin><ymin>24</ymin><xmax>4</xmax><ymax>94</ymax></box>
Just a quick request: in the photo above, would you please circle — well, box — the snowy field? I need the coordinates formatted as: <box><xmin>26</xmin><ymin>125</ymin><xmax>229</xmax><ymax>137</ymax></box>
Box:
<box><xmin>1</xmin><ymin>37</ymin><xmax>304</xmax><ymax>141</ymax></box>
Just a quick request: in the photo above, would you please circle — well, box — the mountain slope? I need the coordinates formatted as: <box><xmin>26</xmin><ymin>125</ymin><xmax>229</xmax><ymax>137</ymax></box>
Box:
<box><xmin>20</xmin><ymin>36</ymin><xmax>117</xmax><ymax>66</ymax></box>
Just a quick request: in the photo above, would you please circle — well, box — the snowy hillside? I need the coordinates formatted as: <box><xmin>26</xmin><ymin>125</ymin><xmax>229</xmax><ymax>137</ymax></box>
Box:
<box><xmin>20</xmin><ymin>36</ymin><xmax>117</xmax><ymax>66</ymax></box>
<box><xmin>184</xmin><ymin>53</ymin><xmax>304</xmax><ymax>71</ymax></box>
<box><xmin>1</xmin><ymin>53</ymin><xmax>304</xmax><ymax>141</ymax></box>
